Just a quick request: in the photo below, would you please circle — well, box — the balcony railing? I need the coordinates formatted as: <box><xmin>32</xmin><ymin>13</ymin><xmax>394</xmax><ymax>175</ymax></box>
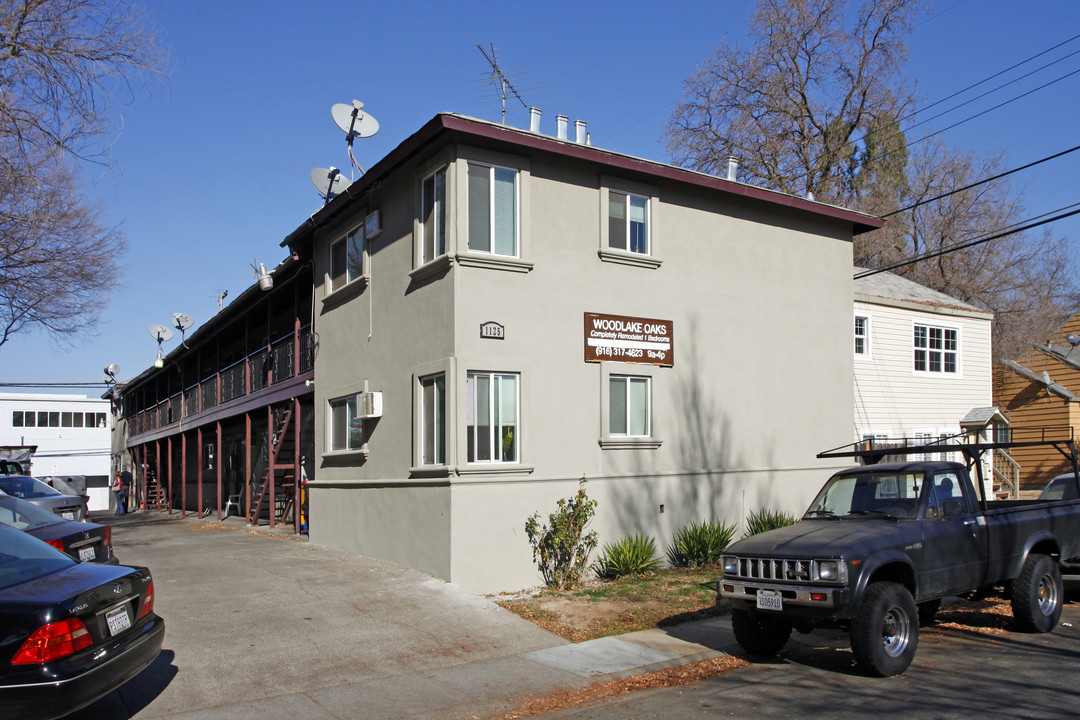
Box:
<box><xmin>127</xmin><ymin>327</ymin><xmax>314</xmax><ymax>435</ymax></box>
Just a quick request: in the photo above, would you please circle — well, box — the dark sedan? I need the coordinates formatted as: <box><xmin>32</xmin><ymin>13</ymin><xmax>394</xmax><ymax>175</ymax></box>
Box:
<box><xmin>1039</xmin><ymin>472</ymin><xmax>1080</xmax><ymax>502</ymax></box>
<box><xmin>0</xmin><ymin>475</ymin><xmax>86</xmax><ymax>521</ymax></box>
<box><xmin>0</xmin><ymin>495</ymin><xmax>116</xmax><ymax>564</ymax></box>
<box><xmin>0</xmin><ymin>525</ymin><xmax>165</xmax><ymax>719</ymax></box>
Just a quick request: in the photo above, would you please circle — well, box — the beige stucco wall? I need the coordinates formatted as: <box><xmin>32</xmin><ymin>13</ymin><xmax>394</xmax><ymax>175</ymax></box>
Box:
<box><xmin>307</xmin><ymin>136</ymin><xmax>856</xmax><ymax>593</ymax></box>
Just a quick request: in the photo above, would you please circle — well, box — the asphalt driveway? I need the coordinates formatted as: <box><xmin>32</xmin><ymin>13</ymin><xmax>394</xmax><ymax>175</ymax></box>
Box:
<box><xmin>67</xmin><ymin>510</ymin><xmax>567</xmax><ymax>719</ymax></box>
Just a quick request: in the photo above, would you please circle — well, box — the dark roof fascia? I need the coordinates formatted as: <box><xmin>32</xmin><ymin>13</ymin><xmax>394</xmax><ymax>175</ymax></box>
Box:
<box><xmin>120</xmin><ymin>255</ymin><xmax>307</xmax><ymax>395</ymax></box>
<box><xmin>281</xmin><ymin>113</ymin><xmax>884</xmax><ymax>258</ymax></box>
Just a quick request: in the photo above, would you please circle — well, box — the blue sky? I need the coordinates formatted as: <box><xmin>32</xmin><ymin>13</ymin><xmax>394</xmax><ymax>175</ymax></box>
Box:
<box><xmin>4</xmin><ymin>0</ymin><xmax>1080</xmax><ymax>391</ymax></box>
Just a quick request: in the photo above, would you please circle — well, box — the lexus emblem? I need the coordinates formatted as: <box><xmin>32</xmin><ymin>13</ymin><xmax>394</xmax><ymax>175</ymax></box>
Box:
<box><xmin>112</xmin><ymin>584</ymin><xmax>124</xmax><ymax>595</ymax></box>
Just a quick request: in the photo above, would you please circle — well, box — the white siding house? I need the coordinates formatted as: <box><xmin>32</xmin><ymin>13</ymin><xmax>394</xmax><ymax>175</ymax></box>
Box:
<box><xmin>853</xmin><ymin>269</ymin><xmax>994</xmax><ymax>461</ymax></box>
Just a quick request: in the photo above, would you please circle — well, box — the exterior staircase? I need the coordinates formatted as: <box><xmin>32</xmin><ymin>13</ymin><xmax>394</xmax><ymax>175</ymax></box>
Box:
<box><xmin>247</xmin><ymin>406</ymin><xmax>297</xmax><ymax>527</ymax></box>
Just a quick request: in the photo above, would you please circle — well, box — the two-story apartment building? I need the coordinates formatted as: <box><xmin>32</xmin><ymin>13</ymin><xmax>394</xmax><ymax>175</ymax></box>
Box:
<box><xmin>277</xmin><ymin>112</ymin><xmax>880</xmax><ymax>592</ymax></box>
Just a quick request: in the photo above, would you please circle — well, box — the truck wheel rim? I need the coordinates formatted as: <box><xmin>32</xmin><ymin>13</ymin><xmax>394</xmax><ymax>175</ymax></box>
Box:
<box><xmin>882</xmin><ymin>607</ymin><xmax>911</xmax><ymax>657</ymax></box>
<box><xmin>1037</xmin><ymin>574</ymin><xmax>1059</xmax><ymax>616</ymax></box>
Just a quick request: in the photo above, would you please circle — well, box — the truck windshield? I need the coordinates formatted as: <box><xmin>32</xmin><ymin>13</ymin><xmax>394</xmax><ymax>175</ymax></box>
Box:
<box><xmin>805</xmin><ymin>471</ymin><xmax>923</xmax><ymax>520</ymax></box>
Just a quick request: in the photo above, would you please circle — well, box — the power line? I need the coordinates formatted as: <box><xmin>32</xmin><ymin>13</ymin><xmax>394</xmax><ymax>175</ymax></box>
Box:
<box><xmin>0</xmin><ymin>382</ymin><xmax>107</xmax><ymax>388</ymax></box>
<box><xmin>854</xmin><ymin>205</ymin><xmax>1080</xmax><ymax>280</ymax></box>
<box><xmin>881</xmin><ymin>144</ymin><xmax>1080</xmax><ymax>218</ymax></box>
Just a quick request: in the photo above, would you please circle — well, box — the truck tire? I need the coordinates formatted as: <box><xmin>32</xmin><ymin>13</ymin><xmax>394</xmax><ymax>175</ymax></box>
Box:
<box><xmin>851</xmin><ymin>582</ymin><xmax>918</xmax><ymax>677</ymax></box>
<box><xmin>731</xmin><ymin>608</ymin><xmax>792</xmax><ymax>657</ymax></box>
<box><xmin>1011</xmin><ymin>553</ymin><xmax>1063</xmax><ymax>633</ymax></box>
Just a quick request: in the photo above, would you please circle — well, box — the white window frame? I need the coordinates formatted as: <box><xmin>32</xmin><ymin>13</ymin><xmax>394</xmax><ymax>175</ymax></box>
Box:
<box><xmin>598</xmin><ymin>175</ymin><xmax>661</xmax><ymax>269</ymax></box>
<box><xmin>466</xmin><ymin>371</ymin><xmax>519</xmax><ymax>464</ymax></box>
<box><xmin>609</xmin><ymin>375</ymin><xmax>651</xmax><ymax>437</ymax></box>
<box><xmin>607</xmin><ymin>190</ymin><xmax>650</xmax><ymax>255</ymax></box>
<box><xmin>854</xmin><ymin>313</ymin><xmax>871</xmax><ymax>359</ymax></box>
<box><xmin>421</xmin><ymin>166</ymin><xmax>447</xmax><ymax>265</ymax></box>
<box><xmin>327</xmin><ymin>394</ymin><xmax>364</xmax><ymax>454</ymax></box>
<box><xmin>466</xmin><ymin>162</ymin><xmax>519</xmax><ymax>257</ymax></box>
<box><xmin>328</xmin><ymin>223</ymin><xmax>366</xmax><ymax>297</ymax></box>
<box><xmin>913</xmin><ymin>322</ymin><xmax>960</xmax><ymax>376</ymax></box>
<box><xmin>420</xmin><ymin>373</ymin><xmax>446</xmax><ymax>466</ymax></box>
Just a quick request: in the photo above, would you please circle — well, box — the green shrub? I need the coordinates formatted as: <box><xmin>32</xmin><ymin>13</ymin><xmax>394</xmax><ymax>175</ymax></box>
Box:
<box><xmin>525</xmin><ymin>478</ymin><xmax>599</xmax><ymax>590</ymax></box>
<box><xmin>744</xmin><ymin>508</ymin><xmax>797</xmax><ymax>537</ymax></box>
<box><xmin>668</xmin><ymin>520</ymin><xmax>737</xmax><ymax>568</ymax></box>
<box><xmin>594</xmin><ymin>534</ymin><xmax>662</xmax><ymax>579</ymax></box>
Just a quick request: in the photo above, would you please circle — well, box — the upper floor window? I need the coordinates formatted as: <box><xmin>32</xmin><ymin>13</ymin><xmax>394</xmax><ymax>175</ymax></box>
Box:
<box><xmin>855</xmin><ymin>315</ymin><xmax>870</xmax><ymax>357</ymax></box>
<box><xmin>608</xmin><ymin>191</ymin><xmax>649</xmax><ymax>255</ymax></box>
<box><xmin>467</xmin><ymin>163</ymin><xmax>518</xmax><ymax>257</ymax></box>
<box><xmin>330</xmin><ymin>225</ymin><xmax>365</xmax><ymax>292</ymax></box>
<box><xmin>914</xmin><ymin>324</ymin><xmax>958</xmax><ymax>374</ymax></box>
<box><xmin>609</xmin><ymin>376</ymin><xmax>650</xmax><ymax>437</ymax></box>
<box><xmin>467</xmin><ymin>371</ymin><xmax>518</xmax><ymax>463</ymax></box>
<box><xmin>422</xmin><ymin>167</ymin><xmax>446</xmax><ymax>263</ymax></box>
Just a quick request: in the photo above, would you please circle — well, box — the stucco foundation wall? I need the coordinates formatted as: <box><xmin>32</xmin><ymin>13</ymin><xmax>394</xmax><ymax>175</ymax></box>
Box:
<box><xmin>448</xmin><ymin>466</ymin><xmax>834</xmax><ymax>593</ymax></box>
<box><xmin>309</xmin><ymin>484</ymin><xmax>452</xmax><ymax>580</ymax></box>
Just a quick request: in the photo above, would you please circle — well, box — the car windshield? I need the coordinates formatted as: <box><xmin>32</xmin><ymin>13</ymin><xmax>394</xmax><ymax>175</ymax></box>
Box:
<box><xmin>805</xmin><ymin>471</ymin><xmax>924</xmax><ymax>520</ymax></box>
<box><xmin>0</xmin><ymin>525</ymin><xmax>75</xmax><ymax>591</ymax></box>
<box><xmin>0</xmin><ymin>475</ymin><xmax>62</xmax><ymax>499</ymax></box>
<box><xmin>0</xmin><ymin>495</ymin><xmax>64</xmax><ymax>531</ymax></box>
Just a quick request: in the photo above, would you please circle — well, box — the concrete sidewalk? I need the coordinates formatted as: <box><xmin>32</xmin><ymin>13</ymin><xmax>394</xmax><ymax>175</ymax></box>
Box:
<box><xmin>68</xmin><ymin>510</ymin><xmax>738</xmax><ymax>720</ymax></box>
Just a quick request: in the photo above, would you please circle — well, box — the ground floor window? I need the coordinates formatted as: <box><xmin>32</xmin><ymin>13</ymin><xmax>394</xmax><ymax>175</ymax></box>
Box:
<box><xmin>467</xmin><ymin>372</ymin><xmax>518</xmax><ymax>463</ymax></box>
<box><xmin>329</xmin><ymin>395</ymin><xmax>363</xmax><ymax>451</ymax></box>
<box><xmin>421</xmin><ymin>374</ymin><xmax>446</xmax><ymax>465</ymax></box>
<box><xmin>609</xmin><ymin>375</ymin><xmax>650</xmax><ymax>436</ymax></box>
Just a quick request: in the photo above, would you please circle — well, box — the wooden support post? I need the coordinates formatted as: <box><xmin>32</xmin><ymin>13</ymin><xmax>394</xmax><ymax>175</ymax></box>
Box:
<box><xmin>216</xmin><ymin>421</ymin><xmax>223</xmax><ymax>520</ymax></box>
<box><xmin>181</xmin><ymin>431</ymin><xmax>187</xmax><ymax>518</ymax></box>
<box><xmin>197</xmin><ymin>426</ymin><xmax>204</xmax><ymax>517</ymax></box>
<box><xmin>155</xmin><ymin>440</ymin><xmax>162</xmax><ymax>512</ymax></box>
<box><xmin>268</xmin><ymin>404</ymin><xmax>275</xmax><ymax>529</ymax></box>
<box><xmin>167</xmin><ymin>435</ymin><xmax>174</xmax><ymax>515</ymax></box>
<box><xmin>245</xmin><ymin>411</ymin><xmax>252</xmax><ymax>524</ymax></box>
<box><xmin>294</xmin><ymin>397</ymin><xmax>301</xmax><ymax>534</ymax></box>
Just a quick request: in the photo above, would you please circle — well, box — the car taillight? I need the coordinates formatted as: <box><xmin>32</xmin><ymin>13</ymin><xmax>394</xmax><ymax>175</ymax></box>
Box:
<box><xmin>45</xmin><ymin>538</ymin><xmax>65</xmax><ymax>552</ymax></box>
<box><xmin>139</xmin><ymin>580</ymin><xmax>154</xmax><ymax>618</ymax></box>
<box><xmin>12</xmin><ymin>618</ymin><xmax>93</xmax><ymax>664</ymax></box>
<box><xmin>103</xmin><ymin>525</ymin><xmax>112</xmax><ymax>549</ymax></box>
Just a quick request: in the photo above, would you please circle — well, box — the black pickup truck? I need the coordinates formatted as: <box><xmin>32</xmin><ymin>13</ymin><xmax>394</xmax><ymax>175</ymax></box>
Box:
<box><xmin>719</xmin><ymin>439</ymin><xmax>1080</xmax><ymax>676</ymax></box>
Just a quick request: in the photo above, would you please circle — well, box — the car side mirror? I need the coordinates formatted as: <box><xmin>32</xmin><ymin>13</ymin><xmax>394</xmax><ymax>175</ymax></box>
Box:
<box><xmin>943</xmin><ymin>500</ymin><xmax>965</xmax><ymax>517</ymax></box>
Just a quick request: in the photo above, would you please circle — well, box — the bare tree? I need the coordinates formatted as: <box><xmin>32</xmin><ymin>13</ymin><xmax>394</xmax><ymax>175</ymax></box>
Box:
<box><xmin>0</xmin><ymin>0</ymin><xmax>166</xmax><ymax>349</ymax></box>
<box><xmin>665</xmin><ymin>0</ymin><xmax>1079</xmax><ymax>362</ymax></box>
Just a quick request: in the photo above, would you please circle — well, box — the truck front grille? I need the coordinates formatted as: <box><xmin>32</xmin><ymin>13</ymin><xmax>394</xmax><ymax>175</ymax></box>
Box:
<box><xmin>733</xmin><ymin>558</ymin><xmax>813</xmax><ymax>583</ymax></box>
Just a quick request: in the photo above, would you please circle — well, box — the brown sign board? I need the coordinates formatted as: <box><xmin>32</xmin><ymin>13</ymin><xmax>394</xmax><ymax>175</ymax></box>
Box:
<box><xmin>584</xmin><ymin>313</ymin><xmax>674</xmax><ymax>367</ymax></box>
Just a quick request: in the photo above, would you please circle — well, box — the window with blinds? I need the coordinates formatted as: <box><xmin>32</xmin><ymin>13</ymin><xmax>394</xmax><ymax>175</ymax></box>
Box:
<box><xmin>609</xmin><ymin>376</ymin><xmax>650</xmax><ymax>437</ymax></box>
<box><xmin>466</xmin><ymin>371</ymin><xmax>518</xmax><ymax>463</ymax></box>
<box><xmin>467</xmin><ymin>163</ymin><xmax>518</xmax><ymax>256</ymax></box>
<box><xmin>608</xmin><ymin>191</ymin><xmax>649</xmax><ymax>255</ymax></box>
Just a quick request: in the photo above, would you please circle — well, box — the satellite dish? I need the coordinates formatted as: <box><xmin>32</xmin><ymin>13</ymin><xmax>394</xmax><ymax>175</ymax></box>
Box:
<box><xmin>149</xmin><ymin>324</ymin><xmax>174</xmax><ymax>343</ymax></box>
<box><xmin>1067</xmin><ymin>334</ymin><xmax>1080</xmax><ymax>347</ymax></box>
<box><xmin>310</xmin><ymin>167</ymin><xmax>347</xmax><ymax>203</ymax></box>
<box><xmin>331</xmin><ymin>100</ymin><xmax>379</xmax><ymax>139</ymax></box>
<box><xmin>104</xmin><ymin>363</ymin><xmax>119</xmax><ymax>377</ymax></box>
<box><xmin>173</xmin><ymin>313</ymin><xmax>194</xmax><ymax>331</ymax></box>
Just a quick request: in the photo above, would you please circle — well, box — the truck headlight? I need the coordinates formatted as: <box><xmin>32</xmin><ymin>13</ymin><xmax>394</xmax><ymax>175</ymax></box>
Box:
<box><xmin>723</xmin><ymin>556</ymin><xmax>739</xmax><ymax>575</ymax></box>
<box><xmin>816</xmin><ymin>560</ymin><xmax>846</xmax><ymax>582</ymax></box>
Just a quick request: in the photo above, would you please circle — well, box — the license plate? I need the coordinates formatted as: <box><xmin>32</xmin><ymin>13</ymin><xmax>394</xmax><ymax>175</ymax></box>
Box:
<box><xmin>106</xmin><ymin>606</ymin><xmax>131</xmax><ymax>636</ymax></box>
<box><xmin>756</xmin><ymin>589</ymin><xmax>783</xmax><ymax>611</ymax></box>
<box><xmin>62</xmin><ymin>511</ymin><xmax>75</xmax><ymax>521</ymax></box>
<box><xmin>78</xmin><ymin>546</ymin><xmax>96</xmax><ymax>562</ymax></box>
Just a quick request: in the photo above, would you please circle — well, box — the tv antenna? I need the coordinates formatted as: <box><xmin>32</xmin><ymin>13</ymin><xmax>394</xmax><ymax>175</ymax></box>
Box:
<box><xmin>173</xmin><ymin>313</ymin><xmax>195</xmax><ymax>348</ymax></box>
<box><xmin>476</xmin><ymin>44</ymin><xmax>561</xmax><ymax>125</ymax></box>
<box><xmin>477</xmin><ymin>43</ymin><xmax>527</xmax><ymax>124</ymax></box>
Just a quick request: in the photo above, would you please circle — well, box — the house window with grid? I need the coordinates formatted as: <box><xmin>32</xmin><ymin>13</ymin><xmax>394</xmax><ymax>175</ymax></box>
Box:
<box><xmin>330</xmin><ymin>225</ymin><xmax>365</xmax><ymax>292</ymax></box>
<box><xmin>421</xmin><ymin>374</ymin><xmax>446</xmax><ymax>465</ymax></box>
<box><xmin>422</xmin><ymin>167</ymin><xmax>446</xmax><ymax>263</ymax></box>
<box><xmin>467</xmin><ymin>162</ymin><xmax>518</xmax><ymax>256</ymax></box>
<box><xmin>608</xmin><ymin>191</ymin><xmax>649</xmax><ymax>254</ymax></box>
<box><xmin>609</xmin><ymin>376</ymin><xmax>650</xmax><ymax>437</ymax></box>
<box><xmin>466</xmin><ymin>372</ymin><xmax>518</xmax><ymax>463</ymax></box>
<box><xmin>913</xmin><ymin>324</ymin><xmax>958</xmax><ymax>373</ymax></box>
<box><xmin>855</xmin><ymin>315</ymin><xmax>870</xmax><ymax>356</ymax></box>
<box><xmin>329</xmin><ymin>395</ymin><xmax>363</xmax><ymax>451</ymax></box>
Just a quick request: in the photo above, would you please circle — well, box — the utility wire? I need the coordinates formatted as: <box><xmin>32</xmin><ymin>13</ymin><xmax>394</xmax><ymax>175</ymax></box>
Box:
<box><xmin>881</xmin><ymin>144</ymin><xmax>1080</xmax><ymax>218</ymax></box>
<box><xmin>854</xmin><ymin>205</ymin><xmax>1080</xmax><ymax>280</ymax></box>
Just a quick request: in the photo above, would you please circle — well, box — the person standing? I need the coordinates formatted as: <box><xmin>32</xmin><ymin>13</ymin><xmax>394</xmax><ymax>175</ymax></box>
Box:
<box><xmin>112</xmin><ymin>472</ymin><xmax>126</xmax><ymax>515</ymax></box>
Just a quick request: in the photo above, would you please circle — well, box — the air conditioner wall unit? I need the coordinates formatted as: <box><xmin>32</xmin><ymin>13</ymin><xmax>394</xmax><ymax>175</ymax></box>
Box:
<box><xmin>358</xmin><ymin>391</ymin><xmax>383</xmax><ymax>418</ymax></box>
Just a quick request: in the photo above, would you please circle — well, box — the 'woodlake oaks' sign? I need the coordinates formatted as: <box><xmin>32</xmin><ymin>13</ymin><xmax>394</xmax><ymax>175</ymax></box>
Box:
<box><xmin>584</xmin><ymin>313</ymin><xmax>674</xmax><ymax>367</ymax></box>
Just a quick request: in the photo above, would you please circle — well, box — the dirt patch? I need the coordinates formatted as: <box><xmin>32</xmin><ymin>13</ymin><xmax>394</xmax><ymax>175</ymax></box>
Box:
<box><xmin>494</xmin><ymin>568</ymin><xmax>727</xmax><ymax>642</ymax></box>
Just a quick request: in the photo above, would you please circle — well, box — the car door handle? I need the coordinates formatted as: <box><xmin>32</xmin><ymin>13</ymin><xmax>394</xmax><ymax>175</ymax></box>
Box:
<box><xmin>963</xmin><ymin>519</ymin><xmax>977</xmax><ymax>526</ymax></box>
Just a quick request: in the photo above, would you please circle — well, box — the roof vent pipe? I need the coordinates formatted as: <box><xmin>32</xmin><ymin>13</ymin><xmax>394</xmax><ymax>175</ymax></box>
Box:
<box><xmin>726</xmin><ymin>156</ymin><xmax>739</xmax><ymax>182</ymax></box>
<box><xmin>529</xmin><ymin>107</ymin><xmax>542</xmax><ymax>133</ymax></box>
<box><xmin>575</xmin><ymin>120</ymin><xmax>587</xmax><ymax>144</ymax></box>
<box><xmin>556</xmin><ymin>114</ymin><xmax>569</xmax><ymax>140</ymax></box>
